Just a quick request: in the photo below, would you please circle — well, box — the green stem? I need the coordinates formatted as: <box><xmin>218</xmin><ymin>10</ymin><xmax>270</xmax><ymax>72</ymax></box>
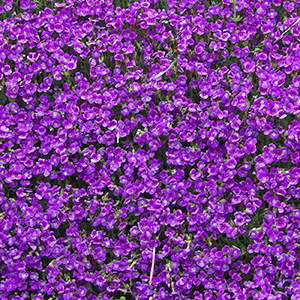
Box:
<box><xmin>233</xmin><ymin>0</ymin><xmax>237</xmax><ymax>27</ymax></box>
<box><xmin>152</xmin><ymin>58</ymin><xmax>177</xmax><ymax>79</ymax></box>
<box><xmin>149</xmin><ymin>247</ymin><xmax>156</xmax><ymax>285</ymax></box>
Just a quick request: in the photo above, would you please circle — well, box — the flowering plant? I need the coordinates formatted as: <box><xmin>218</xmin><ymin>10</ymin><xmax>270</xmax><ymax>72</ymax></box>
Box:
<box><xmin>0</xmin><ymin>0</ymin><xmax>300</xmax><ymax>299</ymax></box>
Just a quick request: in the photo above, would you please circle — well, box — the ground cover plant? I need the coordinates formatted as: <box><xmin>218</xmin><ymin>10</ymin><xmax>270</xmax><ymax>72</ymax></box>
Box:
<box><xmin>0</xmin><ymin>0</ymin><xmax>300</xmax><ymax>299</ymax></box>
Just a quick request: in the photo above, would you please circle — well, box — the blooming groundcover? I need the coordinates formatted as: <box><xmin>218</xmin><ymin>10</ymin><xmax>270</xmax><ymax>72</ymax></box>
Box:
<box><xmin>1</xmin><ymin>0</ymin><xmax>300</xmax><ymax>299</ymax></box>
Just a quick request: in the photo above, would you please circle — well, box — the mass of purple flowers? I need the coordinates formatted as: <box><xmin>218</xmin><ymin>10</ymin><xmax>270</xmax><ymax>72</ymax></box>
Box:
<box><xmin>1</xmin><ymin>0</ymin><xmax>300</xmax><ymax>299</ymax></box>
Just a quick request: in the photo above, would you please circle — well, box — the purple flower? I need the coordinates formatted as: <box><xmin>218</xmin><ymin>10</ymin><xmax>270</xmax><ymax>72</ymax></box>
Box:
<box><xmin>269</xmin><ymin>129</ymin><xmax>279</xmax><ymax>139</ymax></box>
<box><xmin>243</xmin><ymin>138</ymin><xmax>257</xmax><ymax>154</ymax></box>
<box><xmin>230</xmin><ymin>34</ymin><xmax>239</xmax><ymax>43</ymax></box>
<box><xmin>221</xmin><ymin>50</ymin><xmax>229</xmax><ymax>58</ymax></box>
<box><xmin>230</xmin><ymin>248</ymin><xmax>241</xmax><ymax>259</ymax></box>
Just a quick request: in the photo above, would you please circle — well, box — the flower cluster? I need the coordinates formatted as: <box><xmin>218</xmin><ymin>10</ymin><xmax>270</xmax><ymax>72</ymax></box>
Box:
<box><xmin>0</xmin><ymin>0</ymin><xmax>300</xmax><ymax>299</ymax></box>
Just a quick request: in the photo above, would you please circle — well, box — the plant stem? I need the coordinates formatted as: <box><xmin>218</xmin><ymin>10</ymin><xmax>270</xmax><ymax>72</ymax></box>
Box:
<box><xmin>233</xmin><ymin>0</ymin><xmax>237</xmax><ymax>27</ymax></box>
<box><xmin>149</xmin><ymin>247</ymin><xmax>156</xmax><ymax>285</ymax></box>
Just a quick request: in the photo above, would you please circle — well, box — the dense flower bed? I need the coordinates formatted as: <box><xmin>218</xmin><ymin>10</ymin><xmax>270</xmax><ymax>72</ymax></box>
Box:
<box><xmin>1</xmin><ymin>0</ymin><xmax>300</xmax><ymax>299</ymax></box>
